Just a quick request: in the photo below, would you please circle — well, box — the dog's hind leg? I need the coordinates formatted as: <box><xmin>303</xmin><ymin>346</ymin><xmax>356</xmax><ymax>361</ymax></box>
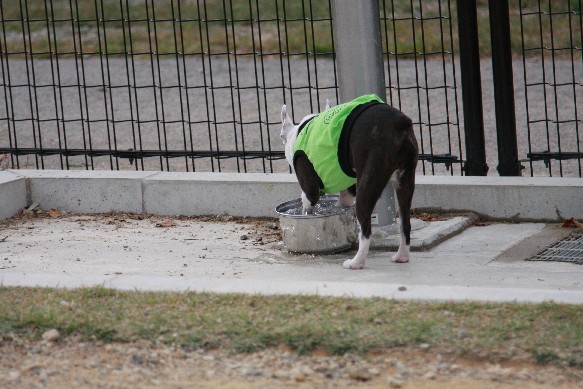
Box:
<box><xmin>392</xmin><ymin>170</ymin><xmax>415</xmax><ymax>263</ymax></box>
<box><xmin>343</xmin><ymin>164</ymin><xmax>391</xmax><ymax>270</ymax></box>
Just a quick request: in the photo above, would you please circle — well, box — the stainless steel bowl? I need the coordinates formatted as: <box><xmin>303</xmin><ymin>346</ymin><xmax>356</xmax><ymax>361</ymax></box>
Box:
<box><xmin>275</xmin><ymin>195</ymin><xmax>358</xmax><ymax>254</ymax></box>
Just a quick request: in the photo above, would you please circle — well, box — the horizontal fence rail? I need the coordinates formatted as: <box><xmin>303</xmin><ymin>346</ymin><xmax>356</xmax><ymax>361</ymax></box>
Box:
<box><xmin>0</xmin><ymin>0</ymin><xmax>581</xmax><ymax>177</ymax></box>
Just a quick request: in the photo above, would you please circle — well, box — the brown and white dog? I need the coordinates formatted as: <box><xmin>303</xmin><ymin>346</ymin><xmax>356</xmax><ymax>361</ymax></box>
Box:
<box><xmin>280</xmin><ymin>98</ymin><xmax>418</xmax><ymax>269</ymax></box>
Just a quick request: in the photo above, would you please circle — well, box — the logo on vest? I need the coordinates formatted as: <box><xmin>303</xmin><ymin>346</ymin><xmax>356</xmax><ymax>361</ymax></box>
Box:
<box><xmin>323</xmin><ymin>105</ymin><xmax>343</xmax><ymax>124</ymax></box>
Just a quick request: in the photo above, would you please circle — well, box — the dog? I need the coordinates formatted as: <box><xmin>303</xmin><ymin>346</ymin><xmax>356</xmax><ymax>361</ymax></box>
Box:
<box><xmin>280</xmin><ymin>94</ymin><xmax>418</xmax><ymax>269</ymax></box>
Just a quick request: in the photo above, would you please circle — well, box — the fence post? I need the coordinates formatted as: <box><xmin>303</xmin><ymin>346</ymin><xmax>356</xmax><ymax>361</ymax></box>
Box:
<box><xmin>489</xmin><ymin>0</ymin><xmax>521</xmax><ymax>176</ymax></box>
<box><xmin>456</xmin><ymin>0</ymin><xmax>489</xmax><ymax>176</ymax></box>
<box><xmin>331</xmin><ymin>0</ymin><xmax>397</xmax><ymax>230</ymax></box>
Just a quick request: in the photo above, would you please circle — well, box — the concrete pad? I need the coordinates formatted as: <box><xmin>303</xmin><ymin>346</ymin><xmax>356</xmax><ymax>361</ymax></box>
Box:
<box><xmin>0</xmin><ymin>171</ymin><xmax>27</xmax><ymax>220</ymax></box>
<box><xmin>17</xmin><ymin>169</ymin><xmax>157</xmax><ymax>214</ymax></box>
<box><xmin>1</xmin><ymin>214</ymin><xmax>582</xmax><ymax>304</ymax></box>
<box><xmin>143</xmin><ymin>172</ymin><xmax>300</xmax><ymax>217</ymax></box>
<box><xmin>370</xmin><ymin>214</ymin><xmax>478</xmax><ymax>250</ymax></box>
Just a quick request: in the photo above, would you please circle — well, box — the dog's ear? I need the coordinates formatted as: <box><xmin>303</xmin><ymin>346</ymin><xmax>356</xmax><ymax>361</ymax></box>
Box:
<box><xmin>325</xmin><ymin>99</ymin><xmax>331</xmax><ymax>110</ymax></box>
<box><xmin>281</xmin><ymin>105</ymin><xmax>293</xmax><ymax>127</ymax></box>
<box><xmin>280</xmin><ymin>105</ymin><xmax>294</xmax><ymax>142</ymax></box>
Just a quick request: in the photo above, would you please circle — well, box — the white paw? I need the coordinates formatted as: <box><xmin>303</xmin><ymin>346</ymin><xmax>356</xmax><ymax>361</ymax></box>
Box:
<box><xmin>392</xmin><ymin>253</ymin><xmax>410</xmax><ymax>263</ymax></box>
<box><xmin>343</xmin><ymin>257</ymin><xmax>365</xmax><ymax>270</ymax></box>
<box><xmin>301</xmin><ymin>192</ymin><xmax>313</xmax><ymax>214</ymax></box>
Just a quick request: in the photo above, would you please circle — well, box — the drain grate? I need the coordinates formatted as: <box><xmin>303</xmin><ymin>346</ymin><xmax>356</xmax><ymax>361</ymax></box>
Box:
<box><xmin>527</xmin><ymin>230</ymin><xmax>583</xmax><ymax>264</ymax></box>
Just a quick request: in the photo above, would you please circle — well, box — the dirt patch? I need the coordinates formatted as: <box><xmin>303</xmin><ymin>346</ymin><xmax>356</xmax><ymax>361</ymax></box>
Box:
<box><xmin>1</xmin><ymin>338</ymin><xmax>581</xmax><ymax>389</ymax></box>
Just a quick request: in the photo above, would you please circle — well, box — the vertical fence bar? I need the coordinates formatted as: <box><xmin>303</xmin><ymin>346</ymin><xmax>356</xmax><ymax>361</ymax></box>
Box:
<box><xmin>409</xmin><ymin>0</ymin><xmax>427</xmax><ymax>175</ymax></box>
<box><xmin>456</xmin><ymin>0</ymin><xmax>488</xmax><ymax>175</ymax></box>
<box><xmin>121</xmin><ymin>0</ymin><xmax>140</xmax><ymax>171</ymax></box>
<box><xmin>249</xmin><ymin>0</ymin><xmax>266</xmax><ymax>173</ymax></box>
<box><xmin>150</xmin><ymin>0</ymin><xmax>170</xmax><ymax>171</ymax></box>
<box><xmin>222</xmin><ymin>0</ymin><xmax>240</xmax><ymax>172</ymax></box>
<box><xmin>331</xmin><ymin>0</ymin><xmax>396</xmax><ymax>229</ymax></box>
<box><xmin>489</xmin><ymin>0</ymin><xmax>521</xmax><ymax>176</ymax></box>
<box><xmin>0</xmin><ymin>1</ymin><xmax>17</xmax><ymax>167</ymax></box>
<box><xmin>21</xmin><ymin>0</ymin><xmax>42</xmax><ymax>169</ymax></box>
<box><xmin>195</xmin><ymin>0</ymin><xmax>214</xmax><ymax>172</ymax></box>
<box><xmin>417</xmin><ymin>0</ymin><xmax>437</xmax><ymax>175</ymax></box>
<box><xmin>547</xmin><ymin>0</ymin><xmax>563</xmax><ymax>177</ymax></box>
<box><xmin>45</xmin><ymin>0</ymin><xmax>66</xmax><ymax>169</ymax></box>
<box><xmin>255</xmin><ymin>0</ymin><xmax>274</xmax><ymax>173</ymax></box>
<box><xmin>567</xmin><ymin>0</ymin><xmax>582</xmax><ymax>176</ymax></box>
<box><xmin>518</xmin><ymin>0</ymin><xmax>534</xmax><ymax>176</ymax></box>
<box><xmin>70</xmin><ymin>0</ymin><xmax>89</xmax><ymax>169</ymax></box>
<box><xmin>176</xmin><ymin>0</ymin><xmax>196</xmax><ymax>172</ymax></box>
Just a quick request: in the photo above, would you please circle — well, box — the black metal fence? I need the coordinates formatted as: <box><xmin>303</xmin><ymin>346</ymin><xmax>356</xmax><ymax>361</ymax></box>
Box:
<box><xmin>517</xmin><ymin>0</ymin><xmax>582</xmax><ymax>177</ymax></box>
<box><xmin>0</xmin><ymin>0</ymin><xmax>581</xmax><ymax>176</ymax></box>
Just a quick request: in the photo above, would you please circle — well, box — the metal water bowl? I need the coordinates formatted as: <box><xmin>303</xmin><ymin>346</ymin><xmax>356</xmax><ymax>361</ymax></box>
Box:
<box><xmin>275</xmin><ymin>195</ymin><xmax>358</xmax><ymax>254</ymax></box>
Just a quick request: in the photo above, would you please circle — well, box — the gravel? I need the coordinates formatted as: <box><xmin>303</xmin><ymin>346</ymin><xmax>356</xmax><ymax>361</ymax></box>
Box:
<box><xmin>1</xmin><ymin>57</ymin><xmax>581</xmax><ymax>176</ymax></box>
<box><xmin>1</xmin><ymin>337</ymin><xmax>582</xmax><ymax>389</ymax></box>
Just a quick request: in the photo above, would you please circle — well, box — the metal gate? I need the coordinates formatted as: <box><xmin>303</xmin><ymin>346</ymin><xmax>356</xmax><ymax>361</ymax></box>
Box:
<box><xmin>0</xmin><ymin>0</ymin><xmax>581</xmax><ymax>176</ymax></box>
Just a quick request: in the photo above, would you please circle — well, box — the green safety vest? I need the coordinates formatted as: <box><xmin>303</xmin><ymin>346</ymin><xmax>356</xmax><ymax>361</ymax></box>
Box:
<box><xmin>293</xmin><ymin>94</ymin><xmax>384</xmax><ymax>194</ymax></box>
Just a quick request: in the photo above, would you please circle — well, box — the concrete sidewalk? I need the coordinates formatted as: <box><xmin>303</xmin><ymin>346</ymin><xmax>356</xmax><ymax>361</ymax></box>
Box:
<box><xmin>1</xmin><ymin>170</ymin><xmax>582</xmax><ymax>304</ymax></box>
<box><xmin>1</xmin><ymin>212</ymin><xmax>582</xmax><ymax>304</ymax></box>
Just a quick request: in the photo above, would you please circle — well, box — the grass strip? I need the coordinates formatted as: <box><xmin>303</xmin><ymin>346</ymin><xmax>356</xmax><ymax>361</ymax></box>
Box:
<box><xmin>1</xmin><ymin>0</ymin><xmax>579</xmax><ymax>58</ymax></box>
<box><xmin>1</xmin><ymin>286</ymin><xmax>582</xmax><ymax>367</ymax></box>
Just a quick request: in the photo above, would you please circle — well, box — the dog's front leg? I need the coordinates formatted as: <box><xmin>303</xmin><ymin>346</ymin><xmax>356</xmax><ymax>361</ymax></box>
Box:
<box><xmin>301</xmin><ymin>191</ymin><xmax>314</xmax><ymax>215</ymax></box>
<box><xmin>295</xmin><ymin>154</ymin><xmax>321</xmax><ymax>215</ymax></box>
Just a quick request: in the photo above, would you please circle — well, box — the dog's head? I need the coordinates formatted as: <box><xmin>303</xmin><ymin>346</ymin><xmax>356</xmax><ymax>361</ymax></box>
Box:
<box><xmin>280</xmin><ymin>105</ymin><xmax>320</xmax><ymax>168</ymax></box>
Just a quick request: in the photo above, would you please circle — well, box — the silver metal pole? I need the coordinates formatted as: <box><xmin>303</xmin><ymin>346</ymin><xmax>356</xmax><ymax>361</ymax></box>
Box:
<box><xmin>331</xmin><ymin>0</ymin><xmax>396</xmax><ymax>228</ymax></box>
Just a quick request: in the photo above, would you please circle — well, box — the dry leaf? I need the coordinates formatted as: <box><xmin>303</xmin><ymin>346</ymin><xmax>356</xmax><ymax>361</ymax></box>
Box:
<box><xmin>562</xmin><ymin>218</ymin><xmax>583</xmax><ymax>228</ymax></box>
<box><xmin>419</xmin><ymin>213</ymin><xmax>439</xmax><ymax>222</ymax></box>
<box><xmin>49</xmin><ymin>208</ymin><xmax>61</xmax><ymax>218</ymax></box>
<box><xmin>156</xmin><ymin>219</ymin><xmax>177</xmax><ymax>228</ymax></box>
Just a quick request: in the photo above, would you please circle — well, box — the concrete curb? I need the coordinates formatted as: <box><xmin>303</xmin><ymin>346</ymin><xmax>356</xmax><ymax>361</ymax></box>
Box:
<box><xmin>1</xmin><ymin>170</ymin><xmax>581</xmax><ymax>222</ymax></box>
<box><xmin>414</xmin><ymin>175</ymin><xmax>583</xmax><ymax>222</ymax></box>
<box><xmin>2</xmin><ymin>272</ymin><xmax>583</xmax><ymax>304</ymax></box>
<box><xmin>0</xmin><ymin>171</ymin><xmax>27</xmax><ymax>220</ymax></box>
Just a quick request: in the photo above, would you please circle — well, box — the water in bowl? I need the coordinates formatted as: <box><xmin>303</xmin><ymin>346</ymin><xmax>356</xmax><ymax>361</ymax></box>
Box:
<box><xmin>282</xmin><ymin>198</ymin><xmax>352</xmax><ymax>216</ymax></box>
